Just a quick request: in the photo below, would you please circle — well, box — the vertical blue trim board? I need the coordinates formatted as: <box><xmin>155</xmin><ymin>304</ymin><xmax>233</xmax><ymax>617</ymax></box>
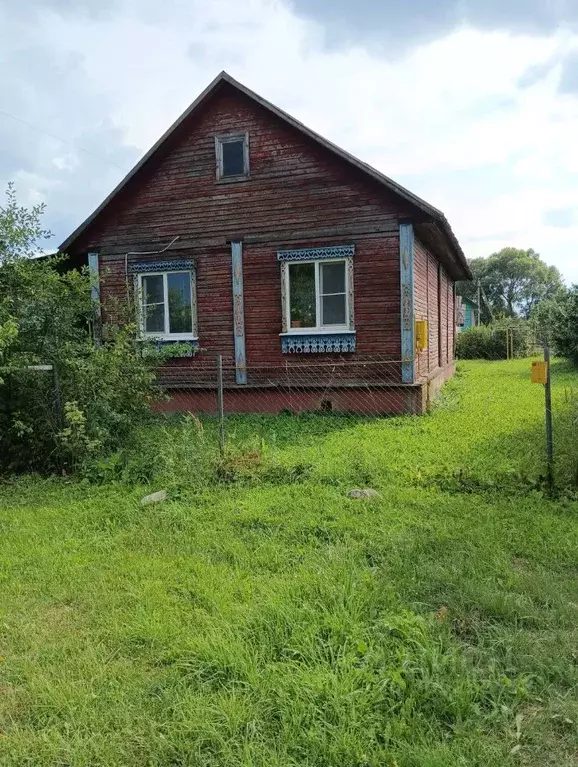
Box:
<box><xmin>399</xmin><ymin>224</ymin><xmax>415</xmax><ymax>383</ymax></box>
<box><xmin>88</xmin><ymin>251</ymin><xmax>102</xmax><ymax>344</ymax></box>
<box><xmin>231</xmin><ymin>241</ymin><xmax>247</xmax><ymax>384</ymax></box>
<box><xmin>87</xmin><ymin>252</ymin><xmax>100</xmax><ymax>310</ymax></box>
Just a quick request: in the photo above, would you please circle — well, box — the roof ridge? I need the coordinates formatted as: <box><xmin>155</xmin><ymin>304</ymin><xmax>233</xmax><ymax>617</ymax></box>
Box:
<box><xmin>59</xmin><ymin>72</ymin><xmax>470</xmax><ymax>279</ymax></box>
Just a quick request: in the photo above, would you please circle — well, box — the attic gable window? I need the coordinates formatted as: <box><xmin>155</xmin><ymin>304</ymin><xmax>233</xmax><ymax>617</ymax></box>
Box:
<box><xmin>215</xmin><ymin>133</ymin><xmax>249</xmax><ymax>181</ymax></box>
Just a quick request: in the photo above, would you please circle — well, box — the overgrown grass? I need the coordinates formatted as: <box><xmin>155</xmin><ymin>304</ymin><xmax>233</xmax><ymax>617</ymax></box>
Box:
<box><xmin>89</xmin><ymin>359</ymin><xmax>578</xmax><ymax>494</ymax></box>
<box><xmin>0</xmin><ymin>360</ymin><xmax>577</xmax><ymax>765</ymax></box>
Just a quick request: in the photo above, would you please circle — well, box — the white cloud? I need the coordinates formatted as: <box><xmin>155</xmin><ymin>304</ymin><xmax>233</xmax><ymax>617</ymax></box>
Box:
<box><xmin>2</xmin><ymin>0</ymin><xmax>578</xmax><ymax>281</ymax></box>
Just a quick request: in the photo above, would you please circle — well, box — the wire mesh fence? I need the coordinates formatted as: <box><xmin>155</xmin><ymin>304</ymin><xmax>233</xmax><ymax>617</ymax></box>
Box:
<box><xmin>4</xmin><ymin>325</ymin><xmax>577</xmax><ymax>491</ymax></box>
<box><xmin>157</xmin><ymin>325</ymin><xmax>547</xmax><ymax>421</ymax></box>
<box><xmin>158</xmin><ymin>354</ymin><xmax>409</xmax><ymax>417</ymax></box>
<box><xmin>153</xmin><ymin>326</ymin><xmax>577</xmax><ymax>492</ymax></box>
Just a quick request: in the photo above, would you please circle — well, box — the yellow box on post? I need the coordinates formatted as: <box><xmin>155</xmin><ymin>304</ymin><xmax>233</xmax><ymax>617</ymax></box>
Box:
<box><xmin>531</xmin><ymin>360</ymin><xmax>548</xmax><ymax>384</ymax></box>
<box><xmin>415</xmin><ymin>320</ymin><xmax>428</xmax><ymax>352</ymax></box>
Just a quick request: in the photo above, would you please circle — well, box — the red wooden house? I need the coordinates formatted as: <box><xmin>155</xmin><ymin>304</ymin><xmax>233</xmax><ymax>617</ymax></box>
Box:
<box><xmin>60</xmin><ymin>72</ymin><xmax>471</xmax><ymax>415</ymax></box>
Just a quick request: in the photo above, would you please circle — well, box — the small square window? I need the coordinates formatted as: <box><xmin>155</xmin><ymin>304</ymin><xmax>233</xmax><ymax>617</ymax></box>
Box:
<box><xmin>222</xmin><ymin>141</ymin><xmax>245</xmax><ymax>176</ymax></box>
<box><xmin>215</xmin><ymin>133</ymin><xmax>249</xmax><ymax>181</ymax></box>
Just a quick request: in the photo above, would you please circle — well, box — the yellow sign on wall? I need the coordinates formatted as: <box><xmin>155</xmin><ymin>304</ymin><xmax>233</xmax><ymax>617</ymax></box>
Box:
<box><xmin>531</xmin><ymin>360</ymin><xmax>548</xmax><ymax>384</ymax></box>
<box><xmin>415</xmin><ymin>320</ymin><xmax>428</xmax><ymax>352</ymax></box>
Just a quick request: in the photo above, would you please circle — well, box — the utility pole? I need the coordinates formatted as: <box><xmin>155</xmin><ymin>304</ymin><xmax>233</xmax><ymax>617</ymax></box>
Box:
<box><xmin>477</xmin><ymin>280</ymin><xmax>482</xmax><ymax>325</ymax></box>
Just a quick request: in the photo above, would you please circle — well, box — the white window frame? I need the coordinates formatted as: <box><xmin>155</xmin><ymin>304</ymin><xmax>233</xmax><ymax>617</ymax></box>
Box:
<box><xmin>215</xmin><ymin>132</ymin><xmax>250</xmax><ymax>182</ymax></box>
<box><xmin>283</xmin><ymin>258</ymin><xmax>352</xmax><ymax>335</ymax></box>
<box><xmin>138</xmin><ymin>270</ymin><xmax>197</xmax><ymax>341</ymax></box>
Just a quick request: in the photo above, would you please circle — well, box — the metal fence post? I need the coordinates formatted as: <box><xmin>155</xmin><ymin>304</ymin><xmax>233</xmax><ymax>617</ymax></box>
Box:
<box><xmin>53</xmin><ymin>363</ymin><xmax>64</xmax><ymax>431</ymax></box>
<box><xmin>216</xmin><ymin>354</ymin><xmax>225</xmax><ymax>456</ymax></box>
<box><xmin>505</xmin><ymin>327</ymin><xmax>514</xmax><ymax>360</ymax></box>
<box><xmin>544</xmin><ymin>343</ymin><xmax>554</xmax><ymax>491</ymax></box>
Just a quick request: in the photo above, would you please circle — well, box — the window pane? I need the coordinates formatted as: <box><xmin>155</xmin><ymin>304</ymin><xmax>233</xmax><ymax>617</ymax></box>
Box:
<box><xmin>321</xmin><ymin>261</ymin><xmax>345</xmax><ymax>294</ymax></box>
<box><xmin>289</xmin><ymin>263</ymin><xmax>316</xmax><ymax>328</ymax></box>
<box><xmin>322</xmin><ymin>294</ymin><xmax>346</xmax><ymax>326</ymax></box>
<box><xmin>222</xmin><ymin>140</ymin><xmax>245</xmax><ymax>176</ymax></box>
<box><xmin>168</xmin><ymin>272</ymin><xmax>193</xmax><ymax>334</ymax></box>
<box><xmin>142</xmin><ymin>274</ymin><xmax>165</xmax><ymax>333</ymax></box>
<box><xmin>142</xmin><ymin>274</ymin><xmax>163</xmax><ymax>305</ymax></box>
<box><xmin>144</xmin><ymin>303</ymin><xmax>165</xmax><ymax>333</ymax></box>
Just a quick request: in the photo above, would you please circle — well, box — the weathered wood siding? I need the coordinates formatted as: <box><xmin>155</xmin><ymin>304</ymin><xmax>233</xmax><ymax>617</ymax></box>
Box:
<box><xmin>413</xmin><ymin>238</ymin><xmax>429</xmax><ymax>381</ymax></box>
<box><xmin>448</xmin><ymin>277</ymin><xmax>455</xmax><ymax>361</ymax></box>
<box><xmin>244</xmin><ymin>236</ymin><xmax>400</xmax><ymax>367</ymax></box>
<box><xmin>440</xmin><ymin>266</ymin><xmax>449</xmax><ymax>367</ymax></box>
<box><xmin>414</xmin><ymin>237</ymin><xmax>455</xmax><ymax>381</ymax></box>
<box><xmin>78</xmin><ymin>86</ymin><xmax>410</xmax><ymax>252</ymax></box>
<box><xmin>72</xmin><ymin>83</ymin><xmax>459</xmax><ymax>393</ymax></box>
<box><xmin>77</xmin><ymin>83</ymin><xmax>409</xmax><ymax>376</ymax></box>
<box><xmin>427</xmin><ymin>250</ymin><xmax>440</xmax><ymax>373</ymax></box>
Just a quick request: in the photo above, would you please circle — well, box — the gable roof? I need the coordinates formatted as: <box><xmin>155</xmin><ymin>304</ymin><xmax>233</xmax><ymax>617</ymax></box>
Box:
<box><xmin>59</xmin><ymin>71</ymin><xmax>471</xmax><ymax>279</ymax></box>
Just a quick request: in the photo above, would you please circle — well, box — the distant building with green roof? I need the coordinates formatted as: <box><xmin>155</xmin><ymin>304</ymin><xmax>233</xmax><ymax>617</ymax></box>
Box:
<box><xmin>457</xmin><ymin>296</ymin><xmax>478</xmax><ymax>332</ymax></box>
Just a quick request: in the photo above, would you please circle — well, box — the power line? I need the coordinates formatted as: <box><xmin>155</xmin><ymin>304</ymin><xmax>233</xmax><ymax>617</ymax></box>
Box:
<box><xmin>0</xmin><ymin>109</ymin><xmax>130</xmax><ymax>173</ymax></box>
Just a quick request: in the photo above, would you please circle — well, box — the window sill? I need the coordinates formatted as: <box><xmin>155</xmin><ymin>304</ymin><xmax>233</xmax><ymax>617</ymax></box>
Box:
<box><xmin>140</xmin><ymin>335</ymin><xmax>198</xmax><ymax>342</ymax></box>
<box><xmin>280</xmin><ymin>329</ymin><xmax>352</xmax><ymax>336</ymax></box>
<box><xmin>216</xmin><ymin>175</ymin><xmax>251</xmax><ymax>184</ymax></box>
<box><xmin>280</xmin><ymin>330</ymin><xmax>356</xmax><ymax>354</ymax></box>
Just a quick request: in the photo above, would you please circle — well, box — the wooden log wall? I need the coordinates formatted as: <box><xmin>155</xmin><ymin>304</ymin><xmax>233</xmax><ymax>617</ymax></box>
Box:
<box><xmin>75</xmin><ymin>82</ymin><xmax>455</xmax><ymax>384</ymax></box>
<box><xmin>413</xmin><ymin>237</ymin><xmax>455</xmax><ymax>381</ymax></box>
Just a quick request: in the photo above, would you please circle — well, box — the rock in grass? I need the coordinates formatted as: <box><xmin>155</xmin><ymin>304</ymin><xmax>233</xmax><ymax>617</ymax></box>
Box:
<box><xmin>140</xmin><ymin>490</ymin><xmax>168</xmax><ymax>506</ymax></box>
<box><xmin>347</xmin><ymin>489</ymin><xmax>380</xmax><ymax>500</ymax></box>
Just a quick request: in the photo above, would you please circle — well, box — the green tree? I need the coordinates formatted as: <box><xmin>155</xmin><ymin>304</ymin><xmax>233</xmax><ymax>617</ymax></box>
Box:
<box><xmin>0</xmin><ymin>185</ymin><xmax>178</xmax><ymax>473</ymax></box>
<box><xmin>0</xmin><ymin>318</ymin><xmax>18</xmax><ymax>383</ymax></box>
<box><xmin>0</xmin><ymin>182</ymin><xmax>51</xmax><ymax>382</ymax></box>
<box><xmin>458</xmin><ymin>248</ymin><xmax>563</xmax><ymax>319</ymax></box>
<box><xmin>0</xmin><ymin>182</ymin><xmax>51</xmax><ymax>265</ymax></box>
<box><xmin>532</xmin><ymin>285</ymin><xmax>578</xmax><ymax>365</ymax></box>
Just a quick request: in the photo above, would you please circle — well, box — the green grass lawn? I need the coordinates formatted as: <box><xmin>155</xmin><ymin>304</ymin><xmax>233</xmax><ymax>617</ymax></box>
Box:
<box><xmin>0</xmin><ymin>360</ymin><xmax>577</xmax><ymax>766</ymax></box>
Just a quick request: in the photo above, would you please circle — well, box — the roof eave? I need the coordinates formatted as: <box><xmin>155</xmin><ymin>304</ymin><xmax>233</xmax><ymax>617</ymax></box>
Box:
<box><xmin>59</xmin><ymin>71</ymin><xmax>231</xmax><ymax>253</ymax></box>
<box><xmin>437</xmin><ymin>214</ymin><xmax>472</xmax><ymax>280</ymax></box>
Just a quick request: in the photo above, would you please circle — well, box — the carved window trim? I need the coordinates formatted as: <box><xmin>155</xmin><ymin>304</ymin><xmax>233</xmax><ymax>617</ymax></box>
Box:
<box><xmin>277</xmin><ymin>244</ymin><xmax>355</xmax><ymax>262</ymax></box>
<box><xmin>279</xmin><ymin>257</ymin><xmax>354</xmax><ymax>335</ymax></box>
<box><xmin>281</xmin><ymin>332</ymin><xmax>356</xmax><ymax>354</ymax></box>
<box><xmin>278</xmin><ymin>246</ymin><xmax>355</xmax><ymax>355</ymax></box>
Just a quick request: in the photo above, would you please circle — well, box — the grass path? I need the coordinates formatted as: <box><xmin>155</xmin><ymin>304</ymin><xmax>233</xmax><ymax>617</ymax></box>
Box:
<box><xmin>0</xmin><ymin>360</ymin><xmax>577</xmax><ymax>766</ymax></box>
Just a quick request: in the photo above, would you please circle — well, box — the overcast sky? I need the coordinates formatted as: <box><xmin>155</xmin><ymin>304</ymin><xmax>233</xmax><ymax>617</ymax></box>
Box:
<box><xmin>2</xmin><ymin>0</ymin><xmax>578</xmax><ymax>280</ymax></box>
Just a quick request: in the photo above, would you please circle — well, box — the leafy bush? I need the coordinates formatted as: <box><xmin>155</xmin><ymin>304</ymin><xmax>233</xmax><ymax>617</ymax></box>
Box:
<box><xmin>533</xmin><ymin>286</ymin><xmax>578</xmax><ymax>366</ymax></box>
<box><xmin>0</xmin><ymin>264</ymin><xmax>165</xmax><ymax>472</ymax></box>
<box><xmin>0</xmin><ymin>184</ymin><xmax>179</xmax><ymax>474</ymax></box>
<box><xmin>456</xmin><ymin>321</ymin><xmax>536</xmax><ymax>360</ymax></box>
